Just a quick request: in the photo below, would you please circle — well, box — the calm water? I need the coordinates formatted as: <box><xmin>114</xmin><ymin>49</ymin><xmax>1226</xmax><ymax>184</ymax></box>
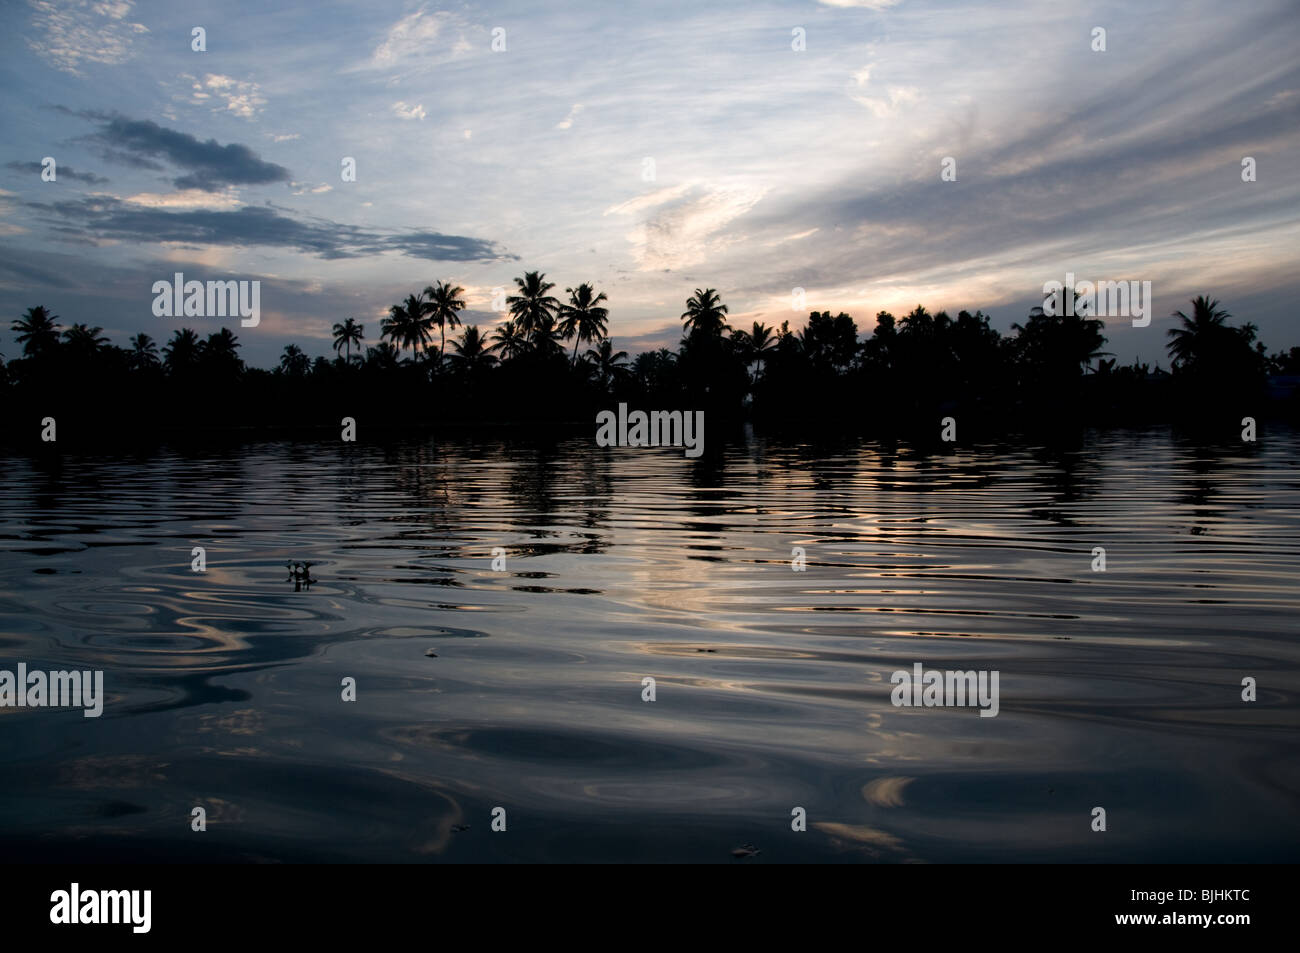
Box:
<box><xmin>1</xmin><ymin>427</ymin><xmax>1297</xmax><ymax>863</ymax></box>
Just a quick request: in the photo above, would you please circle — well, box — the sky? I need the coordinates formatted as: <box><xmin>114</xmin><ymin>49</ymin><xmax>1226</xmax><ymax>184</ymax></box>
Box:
<box><xmin>1</xmin><ymin>0</ymin><xmax>1298</xmax><ymax>368</ymax></box>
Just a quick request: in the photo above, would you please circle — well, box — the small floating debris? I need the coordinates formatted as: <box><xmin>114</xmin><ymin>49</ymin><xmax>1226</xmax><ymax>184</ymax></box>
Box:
<box><xmin>731</xmin><ymin>843</ymin><xmax>761</xmax><ymax>859</ymax></box>
<box><xmin>695</xmin><ymin>648</ymin><xmax>718</xmax><ymax>653</ymax></box>
<box><xmin>425</xmin><ymin>648</ymin><xmax>439</xmax><ymax>657</ymax></box>
<box><xmin>286</xmin><ymin>561</ymin><xmax>316</xmax><ymax>590</ymax></box>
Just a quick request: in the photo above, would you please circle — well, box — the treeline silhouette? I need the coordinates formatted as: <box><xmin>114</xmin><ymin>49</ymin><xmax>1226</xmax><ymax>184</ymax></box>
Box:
<box><xmin>3</xmin><ymin>273</ymin><xmax>1297</xmax><ymax>442</ymax></box>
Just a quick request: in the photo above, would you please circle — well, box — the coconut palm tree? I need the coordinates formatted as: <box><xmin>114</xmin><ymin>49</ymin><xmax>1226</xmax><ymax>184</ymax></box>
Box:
<box><xmin>62</xmin><ymin>323</ymin><xmax>111</xmax><ymax>357</ymax></box>
<box><xmin>558</xmin><ymin>282</ymin><xmax>609</xmax><ymax>367</ymax></box>
<box><xmin>162</xmin><ymin>328</ymin><xmax>202</xmax><ymax>374</ymax></box>
<box><xmin>1011</xmin><ymin>302</ymin><xmax>1108</xmax><ymax>376</ymax></box>
<box><xmin>382</xmin><ymin>291</ymin><xmax>433</xmax><ymax>359</ymax></box>
<box><xmin>332</xmin><ymin>317</ymin><xmax>364</xmax><ymax>364</ymax></box>
<box><xmin>585</xmin><ymin>339</ymin><xmax>629</xmax><ymax>391</ymax></box>
<box><xmin>129</xmin><ymin>333</ymin><xmax>160</xmax><ymax>370</ymax></box>
<box><xmin>203</xmin><ymin>328</ymin><xmax>243</xmax><ymax>376</ymax></box>
<box><xmin>12</xmin><ymin>306</ymin><xmax>61</xmax><ymax>357</ymax></box>
<box><xmin>528</xmin><ymin>311</ymin><xmax>566</xmax><ymax>357</ymax></box>
<box><xmin>449</xmin><ymin>325</ymin><xmax>498</xmax><ymax>375</ymax></box>
<box><xmin>1166</xmin><ymin>296</ymin><xmax>1231</xmax><ymax>370</ymax></box>
<box><xmin>681</xmin><ymin>288</ymin><xmax>729</xmax><ymax>337</ymax></box>
<box><xmin>365</xmin><ymin>341</ymin><xmax>402</xmax><ymax>370</ymax></box>
<box><xmin>279</xmin><ymin>343</ymin><xmax>310</xmax><ymax>376</ymax></box>
<box><xmin>731</xmin><ymin>320</ymin><xmax>777</xmax><ymax>381</ymax></box>
<box><xmin>506</xmin><ymin>271</ymin><xmax>559</xmax><ymax>339</ymax></box>
<box><xmin>489</xmin><ymin>320</ymin><xmax>527</xmax><ymax>361</ymax></box>
<box><xmin>424</xmin><ymin>281</ymin><xmax>466</xmax><ymax>361</ymax></box>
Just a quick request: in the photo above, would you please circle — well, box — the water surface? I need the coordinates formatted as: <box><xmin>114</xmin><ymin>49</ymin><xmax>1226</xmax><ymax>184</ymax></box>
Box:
<box><xmin>1</xmin><ymin>428</ymin><xmax>1297</xmax><ymax>862</ymax></box>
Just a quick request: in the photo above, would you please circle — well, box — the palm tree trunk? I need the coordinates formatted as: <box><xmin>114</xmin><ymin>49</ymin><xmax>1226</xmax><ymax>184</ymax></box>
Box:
<box><xmin>571</xmin><ymin>335</ymin><xmax>580</xmax><ymax>367</ymax></box>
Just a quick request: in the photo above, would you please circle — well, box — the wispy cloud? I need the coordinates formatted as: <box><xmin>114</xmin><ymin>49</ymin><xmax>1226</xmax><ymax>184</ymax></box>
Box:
<box><xmin>556</xmin><ymin>104</ymin><xmax>584</xmax><ymax>130</ymax></box>
<box><xmin>23</xmin><ymin>193</ymin><xmax>513</xmax><ymax>263</ymax></box>
<box><xmin>25</xmin><ymin>0</ymin><xmax>149</xmax><ymax>74</ymax></box>
<box><xmin>849</xmin><ymin>64</ymin><xmax>920</xmax><ymax>117</ymax></box>
<box><xmin>607</xmin><ymin>182</ymin><xmax>769</xmax><ymax>271</ymax></box>
<box><xmin>391</xmin><ymin>101</ymin><xmax>427</xmax><ymax>121</ymax></box>
<box><xmin>364</xmin><ymin>5</ymin><xmax>473</xmax><ymax>73</ymax></box>
<box><xmin>186</xmin><ymin>74</ymin><xmax>267</xmax><ymax>120</ymax></box>
<box><xmin>122</xmin><ymin>189</ymin><xmax>242</xmax><ymax>210</ymax></box>
<box><xmin>818</xmin><ymin>0</ymin><xmax>903</xmax><ymax>8</ymax></box>
<box><xmin>5</xmin><ymin>161</ymin><xmax>108</xmax><ymax>185</ymax></box>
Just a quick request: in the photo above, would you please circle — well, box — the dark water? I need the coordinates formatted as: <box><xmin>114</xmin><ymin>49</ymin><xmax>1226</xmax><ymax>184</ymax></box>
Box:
<box><xmin>1</xmin><ymin>427</ymin><xmax>1297</xmax><ymax>863</ymax></box>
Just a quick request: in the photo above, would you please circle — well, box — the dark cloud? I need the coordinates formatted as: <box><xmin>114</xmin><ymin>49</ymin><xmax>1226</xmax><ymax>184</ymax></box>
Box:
<box><xmin>400</xmin><ymin>231</ymin><xmax>520</xmax><ymax>262</ymax></box>
<box><xmin>5</xmin><ymin>161</ymin><xmax>109</xmax><ymax>185</ymax></box>
<box><xmin>23</xmin><ymin>194</ymin><xmax>511</xmax><ymax>263</ymax></box>
<box><xmin>72</xmin><ymin>111</ymin><xmax>291</xmax><ymax>192</ymax></box>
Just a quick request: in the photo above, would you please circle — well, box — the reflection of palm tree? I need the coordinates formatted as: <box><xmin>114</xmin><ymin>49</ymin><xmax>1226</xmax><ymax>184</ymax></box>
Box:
<box><xmin>12</xmin><ymin>306</ymin><xmax>61</xmax><ymax>356</ymax></box>
<box><xmin>681</xmin><ymin>288</ymin><xmax>728</xmax><ymax>337</ymax></box>
<box><xmin>279</xmin><ymin>343</ymin><xmax>310</xmax><ymax>376</ymax></box>
<box><xmin>1167</xmin><ymin>296</ymin><xmax>1231</xmax><ymax>370</ymax></box>
<box><xmin>507</xmin><ymin>272</ymin><xmax>559</xmax><ymax>340</ymax></box>
<box><xmin>129</xmin><ymin>333</ymin><xmax>159</xmax><ymax>370</ymax></box>
<box><xmin>585</xmin><ymin>339</ymin><xmax>628</xmax><ymax>390</ymax></box>
<box><xmin>332</xmin><ymin>317</ymin><xmax>364</xmax><ymax>364</ymax></box>
<box><xmin>449</xmin><ymin>325</ymin><xmax>498</xmax><ymax>374</ymax></box>
<box><xmin>489</xmin><ymin>320</ymin><xmax>527</xmax><ymax>361</ymax></box>
<box><xmin>162</xmin><ymin>328</ymin><xmax>201</xmax><ymax>373</ymax></box>
<box><xmin>382</xmin><ymin>292</ymin><xmax>433</xmax><ymax>359</ymax></box>
<box><xmin>425</xmin><ymin>281</ymin><xmax>466</xmax><ymax>361</ymax></box>
<box><xmin>558</xmin><ymin>283</ymin><xmax>608</xmax><ymax>367</ymax></box>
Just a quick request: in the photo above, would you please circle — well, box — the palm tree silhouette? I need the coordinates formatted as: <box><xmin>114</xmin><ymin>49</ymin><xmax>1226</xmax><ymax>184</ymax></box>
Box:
<box><xmin>382</xmin><ymin>292</ymin><xmax>433</xmax><ymax>360</ymax></box>
<box><xmin>489</xmin><ymin>319</ymin><xmax>527</xmax><ymax>361</ymax></box>
<box><xmin>585</xmin><ymin>339</ymin><xmax>629</xmax><ymax>391</ymax></box>
<box><xmin>681</xmin><ymin>288</ymin><xmax>729</xmax><ymax>337</ymax></box>
<box><xmin>279</xmin><ymin>343</ymin><xmax>310</xmax><ymax>376</ymax></box>
<box><xmin>332</xmin><ymin>318</ymin><xmax>364</xmax><ymax>364</ymax></box>
<box><xmin>449</xmin><ymin>325</ymin><xmax>498</xmax><ymax>374</ymax></box>
<box><xmin>732</xmin><ymin>320</ymin><xmax>776</xmax><ymax>382</ymax></box>
<box><xmin>365</xmin><ymin>341</ymin><xmax>402</xmax><ymax>370</ymax></box>
<box><xmin>558</xmin><ymin>282</ymin><xmax>609</xmax><ymax>367</ymax></box>
<box><xmin>203</xmin><ymin>328</ymin><xmax>243</xmax><ymax>376</ymax></box>
<box><xmin>62</xmin><ymin>323</ymin><xmax>111</xmax><ymax>357</ymax></box>
<box><xmin>528</xmin><ymin>311</ymin><xmax>566</xmax><ymax>357</ymax></box>
<box><xmin>424</xmin><ymin>281</ymin><xmax>466</xmax><ymax>362</ymax></box>
<box><xmin>507</xmin><ymin>272</ymin><xmax>559</xmax><ymax>340</ymax></box>
<box><xmin>129</xmin><ymin>333</ymin><xmax>159</xmax><ymax>370</ymax></box>
<box><xmin>162</xmin><ymin>328</ymin><xmax>201</xmax><ymax>374</ymax></box>
<box><xmin>12</xmin><ymin>306</ymin><xmax>61</xmax><ymax>356</ymax></box>
<box><xmin>1167</xmin><ymin>296</ymin><xmax>1231</xmax><ymax>370</ymax></box>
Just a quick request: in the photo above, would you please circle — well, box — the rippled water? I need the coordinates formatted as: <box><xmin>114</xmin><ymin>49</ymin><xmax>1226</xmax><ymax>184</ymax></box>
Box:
<box><xmin>1</xmin><ymin>427</ymin><xmax>1297</xmax><ymax>862</ymax></box>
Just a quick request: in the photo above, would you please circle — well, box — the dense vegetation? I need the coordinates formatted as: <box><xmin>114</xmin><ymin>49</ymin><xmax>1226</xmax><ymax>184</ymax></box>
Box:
<box><xmin>3</xmin><ymin>272</ymin><xmax>1296</xmax><ymax>443</ymax></box>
